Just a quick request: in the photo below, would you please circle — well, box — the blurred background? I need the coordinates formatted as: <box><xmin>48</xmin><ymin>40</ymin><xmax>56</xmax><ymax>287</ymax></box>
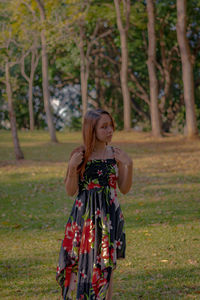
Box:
<box><xmin>0</xmin><ymin>1</ymin><xmax>200</xmax><ymax>299</ymax></box>
<box><xmin>0</xmin><ymin>0</ymin><xmax>199</xmax><ymax>155</ymax></box>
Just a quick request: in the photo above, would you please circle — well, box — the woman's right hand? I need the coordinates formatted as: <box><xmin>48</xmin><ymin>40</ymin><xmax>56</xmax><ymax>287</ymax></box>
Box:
<box><xmin>68</xmin><ymin>151</ymin><xmax>84</xmax><ymax>170</ymax></box>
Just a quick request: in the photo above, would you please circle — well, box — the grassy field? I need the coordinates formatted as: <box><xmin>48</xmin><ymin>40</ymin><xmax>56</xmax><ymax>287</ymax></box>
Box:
<box><xmin>0</xmin><ymin>130</ymin><xmax>200</xmax><ymax>300</ymax></box>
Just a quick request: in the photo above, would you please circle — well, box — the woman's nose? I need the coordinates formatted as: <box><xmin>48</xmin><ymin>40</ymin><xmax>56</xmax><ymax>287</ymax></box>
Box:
<box><xmin>108</xmin><ymin>126</ymin><xmax>113</xmax><ymax>133</ymax></box>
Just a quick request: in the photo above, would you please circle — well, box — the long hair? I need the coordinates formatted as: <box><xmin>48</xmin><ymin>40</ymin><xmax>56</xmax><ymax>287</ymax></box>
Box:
<box><xmin>65</xmin><ymin>108</ymin><xmax>115</xmax><ymax>182</ymax></box>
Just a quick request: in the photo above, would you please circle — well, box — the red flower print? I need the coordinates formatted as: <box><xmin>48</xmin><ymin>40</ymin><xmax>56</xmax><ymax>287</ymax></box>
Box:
<box><xmin>119</xmin><ymin>211</ymin><xmax>124</xmax><ymax>221</ymax></box>
<box><xmin>80</xmin><ymin>270</ymin><xmax>87</xmax><ymax>279</ymax></box>
<box><xmin>115</xmin><ymin>239</ymin><xmax>122</xmax><ymax>249</ymax></box>
<box><xmin>110</xmin><ymin>248</ymin><xmax>115</xmax><ymax>262</ymax></box>
<box><xmin>63</xmin><ymin>222</ymin><xmax>80</xmax><ymax>252</ymax></box>
<box><xmin>101</xmin><ymin>235</ymin><xmax>109</xmax><ymax>260</ymax></box>
<box><xmin>79</xmin><ymin>219</ymin><xmax>95</xmax><ymax>254</ymax></box>
<box><xmin>109</xmin><ymin>174</ymin><xmax>117</xmax><ymax>188</ymax></box>
<box><xmin>97</xmin><ymin>170</ymin><xmax>103</xmax><ymax>176</ymax></box>
<box><xmin>75</xmin><ymin>199</ymin><xmax>83</xmax><ymax>210</ymax></box>
<box><xmin>64</xmin><ymin>265</ymin><xmax>72</xmax><ymax>287</ymax></box>
<box><xmin>92</xmin><ymin>267</ymin><xmax>108</xmax><ymax>296</ymax></box>
<box><xmin>110</xmin><ymin>198</ymin><xmax>115</xmax><ymax>205</ymax></box>
<box><xmin>99</xmin><ymin>277</ymin><xmax>107</xmax><ymax>288</ymax></box>
<box><xmin>92</xmin><ymin>267</ymin><xmax>101</xmax><ymax>295</ymax></box>
<box><xmin>87</xmin><ymin>181</ymin><xmax>101</xmax><ymax>190</ymax></box>
<box><xmin>95</xmin><ymin>208</ymin><xmax>101</xmax><ymax>218</ymax></box>
<box><xmin>103</xmin><ymin>270</ymin><xmax>108</xmax><ymax>279</ymax></box>
<box><xmin>96</xmin><ymin>255</ymin><xmax>101</xmax><ymax>265</ymax></box>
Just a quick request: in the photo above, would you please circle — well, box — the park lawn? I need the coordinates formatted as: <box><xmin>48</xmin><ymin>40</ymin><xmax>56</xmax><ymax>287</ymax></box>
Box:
<box><xmin>0</xmin><ymin>130</ymin><xmax>200</xmax><ymax>300</ymax></box>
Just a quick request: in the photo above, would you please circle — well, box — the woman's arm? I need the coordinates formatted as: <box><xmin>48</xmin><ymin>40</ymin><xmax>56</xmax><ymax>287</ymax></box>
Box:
<box><xmin>65</xmin><ymin>151</ymin><xmax>84</xmax><ymax>196</ymax></box>
<box><xmin>113</xmin><ymin>147</ymin><xmax>133</xmax><ymax>194</ymax></box>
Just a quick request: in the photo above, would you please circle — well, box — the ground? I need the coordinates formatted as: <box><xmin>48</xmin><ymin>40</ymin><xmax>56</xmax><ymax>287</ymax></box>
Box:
<box><xmin>0</xmin><ymin>130</ymin><xmax>200</xmax><ymax>299</ymax></box>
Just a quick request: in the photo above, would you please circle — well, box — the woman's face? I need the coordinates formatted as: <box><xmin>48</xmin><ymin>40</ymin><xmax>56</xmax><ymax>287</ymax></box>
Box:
<box><xmin>95</xmin><ymin>114</ymin><xmax>114</xmax><ymax>143</ymax></box>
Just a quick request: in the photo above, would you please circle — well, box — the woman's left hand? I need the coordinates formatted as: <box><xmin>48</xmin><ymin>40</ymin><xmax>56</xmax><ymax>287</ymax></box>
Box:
<box><xmin>113</xmin><ymin>147</ymin><xmax>132</xmax><ymax>166</ymax></box>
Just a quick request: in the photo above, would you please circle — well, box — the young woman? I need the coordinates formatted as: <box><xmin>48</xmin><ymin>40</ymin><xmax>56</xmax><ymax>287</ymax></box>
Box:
<box><xmin>56</xmin><ymin>108</ymin><xmax>133</xmax><ymax>300</ymax></box>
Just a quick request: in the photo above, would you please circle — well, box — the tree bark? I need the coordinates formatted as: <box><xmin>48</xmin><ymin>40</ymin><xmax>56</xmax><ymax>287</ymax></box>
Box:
<box><xmin>77</xmin><ymin>19</ymin><xmax>112</xmax><ymax>120</ymax></box>
<box><xmin>5</xmin><ymin>61</ymin><xmax>24</xmax><ymax>160</ymax></box>
<box><xmin>146</xmin><ymin>0</ymin><xmax>162</xmax><ymax>137</ymax></box>
<box><xmin>114</xmin><ymin>0</ymin><xmax>131</xmax><ymax>131</ymax></box>
<box><xmin>21</xmin><ymin>47</ymin><xmax>40</xmax><ymax>131</ymax></box>
<box><xmin>36</xmin><ymin>0</ymin><xmax>58</xmax><ymax>142</ymax></box>
<box><xmin>79</xmin><ymin>21</ymin><xmax>89</xmax><ymax>119</ymax></box>
<box><xmin>176</xmin><ymin>0</ymin><xmax>198</xmax><ymax>138</ymax></box>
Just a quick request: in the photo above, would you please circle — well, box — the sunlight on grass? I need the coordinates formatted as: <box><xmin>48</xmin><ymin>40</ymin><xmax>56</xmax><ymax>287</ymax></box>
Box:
<box><xmin>0</xmin><ymin>130</ymin><xmax>200</xmax><ymax>299</ymax></box>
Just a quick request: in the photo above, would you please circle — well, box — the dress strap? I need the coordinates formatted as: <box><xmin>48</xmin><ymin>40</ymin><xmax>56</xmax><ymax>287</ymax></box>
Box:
<box><xmin>110</xmin><ymin>146</ymin><xmax>116</xmax><ymax>160</ymax></box>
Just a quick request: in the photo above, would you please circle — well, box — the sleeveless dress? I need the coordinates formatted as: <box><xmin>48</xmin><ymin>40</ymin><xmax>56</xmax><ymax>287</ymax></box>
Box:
<box><xmin>56</xmin><ymin>155</ymin><xmax>126</xmax><ymax>300</ymax></box>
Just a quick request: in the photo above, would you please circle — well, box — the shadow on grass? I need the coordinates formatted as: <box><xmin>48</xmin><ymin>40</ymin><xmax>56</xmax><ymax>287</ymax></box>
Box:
<box><xmin>113</xmin><ymin>266</ymin><xmax>200</xmax><ymax>299</ymax></box>
<box><xmin>0</xmin><ymin>255</ymin><xmax>60</xmax><ymax>298</ymax></box>
<box><xmin>1</xmin><ymin>134</ymin><xmax>200</xmax><ymax>163</ymax></box>
<box><xmin>0</xmin><ymin>171</ymin><xmax>200</xmax><ymax>231</ymax></box>
<box><xmin>1</xmin><ymin>256</ymin><xmax>200</xmax><ymax>299</ymax></box>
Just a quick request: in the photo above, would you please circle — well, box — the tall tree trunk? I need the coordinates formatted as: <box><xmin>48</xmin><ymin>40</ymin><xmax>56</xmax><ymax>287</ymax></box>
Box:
<box><xmin>28</xmin><ymin>79</ymin><xmax>34</xmax><ymax>131</ymax></box>
<box><xmin>36</xmin><ymin>0</ymin><xmax>58</xmax><ymax>142</ymax></box>
<box><xmin>146</xmin><ymin>0</ymin><xmax>162</xmax><ymax>137</ymax></box>
<box><xmin>28</xmin><ymin>48</ymin><xmax>39</xmax><ymax>131</ymax></box>
<box><xmin>21</xmin><ymin>48</ymin><xmax>38</xmax><ymax>131</ymax></box>
<box><xmin>176</xmin><ymin>0</ymin><xmax>198</xmax><ymax>138</ymax></box>
<box><xmin>29</xmin><ymin>52</ymin><xmax>35</xmax><ymax>131</ymax></box>
<box><xmin>21</xmin><ymin>46</ymin><xmax>40</xmax><ymax>131</ymax></box>
<box><xmin>5</xmin><ymin>61</ymin><xmax>24</xmax><ymax>160</ymax></box>
<box><xmin>28</xmin><ymin>83</ymin><xmax>34</xmax><ymax>131</ymax></box>
<box><xmin>114</xmin><ymin>0</ymin><xmax>131</xmax><ymax>131</ymax></box>
<box><xmin>79</xmin><ymin>22</ymin><xmax>88</xmax><ymax>119</ymax></box>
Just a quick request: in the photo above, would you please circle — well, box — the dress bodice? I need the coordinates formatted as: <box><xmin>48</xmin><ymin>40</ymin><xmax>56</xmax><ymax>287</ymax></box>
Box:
<box><xmin>78</xmin><ymin>159</ymin><xmax>118</xmax><ymax>192</ymax></box>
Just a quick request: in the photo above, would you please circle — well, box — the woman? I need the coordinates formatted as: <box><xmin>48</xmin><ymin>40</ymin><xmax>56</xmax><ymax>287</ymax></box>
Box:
<box><xmin>56</xmin><ymin>108</ymin><xmax>133</xmax><ymax>299</ymax></box>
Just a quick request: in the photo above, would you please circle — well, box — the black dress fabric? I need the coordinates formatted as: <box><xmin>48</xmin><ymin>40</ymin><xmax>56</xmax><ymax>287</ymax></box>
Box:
<box><xmin>56</xmin><ymin>157</ymin><xmax>126</xmax><ymax>300</ymax></box>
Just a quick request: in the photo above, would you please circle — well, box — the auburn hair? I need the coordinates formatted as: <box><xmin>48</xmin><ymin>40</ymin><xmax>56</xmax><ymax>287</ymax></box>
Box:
<box><xmin>65</xmin><ymin>108</ymin><xmax>115</xmax><ymax>182</ymax></box>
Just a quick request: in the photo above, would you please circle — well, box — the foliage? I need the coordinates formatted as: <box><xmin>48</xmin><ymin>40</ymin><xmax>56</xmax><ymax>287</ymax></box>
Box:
<box><xmin>0</xmin><ymin>0</ymin><xmax>200</xmax><ymax>132</ymax></box>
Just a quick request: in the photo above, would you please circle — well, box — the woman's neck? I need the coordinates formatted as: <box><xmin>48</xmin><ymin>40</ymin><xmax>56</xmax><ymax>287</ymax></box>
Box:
<box><xmin>93</xmin><ymin>141</ymin><xmax>106</xmax><ymax>153</ymax></box>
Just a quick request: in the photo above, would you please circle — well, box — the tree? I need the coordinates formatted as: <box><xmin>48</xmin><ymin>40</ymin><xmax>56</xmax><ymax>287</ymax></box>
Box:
<box><xmin>176</xmin><ymin>0</ymin><xmax>198</xmax><ymax>138</ymax></box>
<box><xmin>5</xmin><ymin>59</ymin><xmax>24</xmax><ymax>160</ymax></box>
<box><xmin>114</xmin><ymin>0</ymin><xmax>131</xmax><ymax>130</ymax></box>
<box><xmin>10</xmin><ymin>0</ymin><xmax>41</xmax><ymax>131</ymax></box>
<box><xmin>65</xmin><ymin>1</ymin><xmax>113</xmax><ymax>119</ymax></box>
<box><xmin>0</xmin><ymin>8</ymin><xmax>24</xmax><ymax>160</ymax></box>
<box><xmin>20</xmin><ymin>43</ymin><xmax>40</xmax><ymax>131</ymax></box>
<box><xmin>146</xmin><ymin>0</ymin><xmax>162</xmax><ymax>137</ymax></box>
<box><xmin>11</xmin><ymin>0</ymin><xmax>41</xmax><ymax>131</ymax></box>
<box><xmin>35</xmin><ymin>0</ymin><xmax>58</xmax><ymax>142</ymax></box>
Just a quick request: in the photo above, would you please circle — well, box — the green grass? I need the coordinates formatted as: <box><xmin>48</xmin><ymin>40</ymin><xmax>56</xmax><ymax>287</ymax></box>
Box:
<box><xmin>0</xmin><ymin>130</ymin><xmax>200</xmax><ymax>299</ymax></box>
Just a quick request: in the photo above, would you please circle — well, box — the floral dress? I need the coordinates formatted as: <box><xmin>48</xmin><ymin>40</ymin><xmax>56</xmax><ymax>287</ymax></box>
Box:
<box><xmin>56</xmin><ymin>157</ymin><xmax>126</xmax><ymax>300</ymax></box>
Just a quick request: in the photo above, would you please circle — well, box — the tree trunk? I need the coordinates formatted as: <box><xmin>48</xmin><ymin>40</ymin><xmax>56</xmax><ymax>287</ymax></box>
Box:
<box><xmin>146</xmin><ymin>0</ymin><xmax>162</xmax><ymax>137</ymax></box>
<box><xmin>5</xmin><ymin>62</ymin><xmax>24</xmax><ymax>160</ymax></box>
<box><xmin>29</xmin><ymin>65</ymin><xmax>34</xmax><ymax>131</ymax></box>
<box><xmin>21</xmin><ymin>47</ymin><xmax>39</xmax><ymax>131</ymax></box>
<box><xmin>36</xmin><ymin>0</ymin><xmax>58</xmax><ymax>142</ymax></box>
<box><xmin>114</xmin><ymin>0</ymin><xmax>131</xmax><ymax>131</ymax></box>
<box><xmin>94</xmin><ymin>55</ymin><xmax>101</xmax><ymax>107</ymax></box>
<box><xmin>176</xmin><ymin>0</ymin><xmax>198</xmax><ymax>138</ymax></box>
<box><xmin>79</xmin><ymin>23</ymin><xmax>88</xmax><ymax>119</ymax></box>
<box><xmin>120</xmin><ymin>32</ymin><xmax>131</xmax><ymax>130</ymax></box>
